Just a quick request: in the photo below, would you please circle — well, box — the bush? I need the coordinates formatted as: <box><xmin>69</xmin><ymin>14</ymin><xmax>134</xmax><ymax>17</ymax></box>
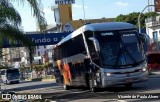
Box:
<box><xmin>32</xmin><ymin>78</ymin><xmax>42</xmax><ymax>81</ymax></box>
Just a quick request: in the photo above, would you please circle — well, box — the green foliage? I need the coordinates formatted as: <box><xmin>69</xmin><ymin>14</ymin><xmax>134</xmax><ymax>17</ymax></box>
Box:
<box><xmin>20</xmin><ymin>66</ymin><xmax>30</xmax><ymax>72</ymax></box>
<box><xmin>115</xmin><ymin>12</ymin><xmax>159</xmax><ymax>28</ymax></box>
<box><xmin>9</xmin><ymin>0</ymin><xmax>47</xmax><ymax>31</ymax></box>
<box><xmin>0</xmin><ymin>0</ymin><xmax>46</xmax><ymax>68</ymax></box>
<box><xmin>0</xmin><ymin>65</ymin><xmax>10</xmax><ymax>69</ymax></box>
<box><xmin>0</xmin><ymin>0</ymin><xmax>42</xmax><ymax>49</ymax></box>
<box><xmin>33</xmin><ymin>64</ymin><xmax>45</xmax><ymax>72</ymax></box>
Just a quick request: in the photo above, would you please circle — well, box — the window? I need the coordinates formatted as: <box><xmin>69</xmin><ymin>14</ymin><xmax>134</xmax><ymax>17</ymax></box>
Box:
<box><xmin>73</xmin><ymin>34</ymin><xmax>86</xmax><ymax>55</ymax></box>
<box><xmin>153</xmin><ymin>31</ymin><xmax>158</xmax><ymax>43</ymax></box>
<box><xmin>55</xmin><ymin>34</ymin><xmax>86</xmax><ymax>59</ymax></box>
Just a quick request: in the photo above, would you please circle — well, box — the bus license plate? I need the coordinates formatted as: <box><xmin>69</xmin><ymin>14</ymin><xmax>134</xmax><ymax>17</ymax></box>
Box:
<box><xmin>125</xmin><ymin>79</ymin><xmax>132</xmax><ymax>83</ymax></box>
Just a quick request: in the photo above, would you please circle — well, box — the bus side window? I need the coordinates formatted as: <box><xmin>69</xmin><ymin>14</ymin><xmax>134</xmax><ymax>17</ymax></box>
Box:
<box><xmin>85</xmin><ymin>31</ymin><xmax>99</xmax><ymax>60</ymax></box>
<box><xmin>73</xmin><ymin>34</ymin><xmax>86</xmax><ymax>55</ymax></box>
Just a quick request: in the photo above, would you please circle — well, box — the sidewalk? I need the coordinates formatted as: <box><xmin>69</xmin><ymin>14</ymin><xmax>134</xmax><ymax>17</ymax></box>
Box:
<box><xmin>148</xmin><ymin>70</ymin><xmax>160</xmax><ymax>78</ymax></box>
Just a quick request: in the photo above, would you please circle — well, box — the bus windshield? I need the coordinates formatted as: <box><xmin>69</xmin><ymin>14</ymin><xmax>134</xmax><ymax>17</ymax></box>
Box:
<box><xmin>7</xmin><ymin>69</ymin><xmax>20</xmax><ymax>77</ymax></box>
<box><xmin>95</xmin><ymin>31</ymin><xmax>145</xmax><ymax>68</ymax></box>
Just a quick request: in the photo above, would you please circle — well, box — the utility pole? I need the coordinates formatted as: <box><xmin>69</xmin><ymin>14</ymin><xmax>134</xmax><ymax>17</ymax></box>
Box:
<box><xmin>82</xmin><ymin>0</ymin><xmax>86</xmax><ymax>24</ymax></box>
<box><xmin>148</xmin><ymin>0</ymin><xmax>150</xmax><ymax>12</ymax></box>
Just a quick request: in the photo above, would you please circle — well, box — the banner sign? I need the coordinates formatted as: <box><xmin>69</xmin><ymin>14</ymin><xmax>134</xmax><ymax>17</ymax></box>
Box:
<box><xmin>55</xmin><ymin>0</ymin><xmax>75</xmax><ymax>4</ymax></box>
<box><xmin>2</xmin><ymin>32</ymin><xmax>70</xmax><ymax>48</ymax></box>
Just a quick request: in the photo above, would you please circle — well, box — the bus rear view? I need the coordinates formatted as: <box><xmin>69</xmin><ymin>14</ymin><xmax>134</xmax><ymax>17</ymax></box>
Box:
<box><xmin>53</xmin><ymin>22</ymin><xmax>149</xmax><ymax>92</ymax></box>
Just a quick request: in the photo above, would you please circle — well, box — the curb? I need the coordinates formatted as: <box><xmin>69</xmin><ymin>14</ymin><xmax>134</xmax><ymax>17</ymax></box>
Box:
<box><xmin>25</xmin><ymin>79</ymin><xmax>55</xmax><ymax>82</ymax></box>
<box><xmin>42</xmin><ymin>79</ymin><xmax>55</xmax><ymax>82</ymax></box>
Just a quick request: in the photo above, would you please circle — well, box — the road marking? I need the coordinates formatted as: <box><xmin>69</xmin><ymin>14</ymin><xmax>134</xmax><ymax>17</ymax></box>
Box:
<box><xmin>118</xmin><ymin>100</ymin><xmax>127</xmax><ymax>102</ymax></box>
<box><xmin>70</xmin><ymin>90</ymin><xmax>89</xmax><ymax>94</ymax></box>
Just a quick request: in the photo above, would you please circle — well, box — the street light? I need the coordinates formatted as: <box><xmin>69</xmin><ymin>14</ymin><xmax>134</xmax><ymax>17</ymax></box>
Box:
<box><xmin>138</xmin><ymin>5</ymin><xmax>154</xmax><ymax>33</ymax></box>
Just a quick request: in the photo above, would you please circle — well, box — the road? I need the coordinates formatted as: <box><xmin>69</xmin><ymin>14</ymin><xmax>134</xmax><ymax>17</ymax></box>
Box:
<box><xmin>1</xmin><ymin>77</ymin><xmax>160</xmax><ymax>102</ymax></box>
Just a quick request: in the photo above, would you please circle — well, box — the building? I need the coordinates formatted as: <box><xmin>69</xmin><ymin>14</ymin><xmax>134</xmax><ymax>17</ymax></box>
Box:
<box><xmin>1</xmin><ymin>47</ymin><xmax>26</xmax><ymax>67</ymax></box>
<box><xmin>145</xmin><ymin>15</ymin><xmax>160</xmax><ymax>54</ymax></box>
<box><xmin>1</xmin><ymin>3</ymin><xmax>114</xmax><ymax>67</ymax></box>
<box><xmin>42</xmin><ymin>4</ymin><xmax>115</xmax><ymax>66</ymax></box>
<box><xmin>45</xmin><ymin>4</ymin><xmax>114</xmax><ymax>33</ymax></box>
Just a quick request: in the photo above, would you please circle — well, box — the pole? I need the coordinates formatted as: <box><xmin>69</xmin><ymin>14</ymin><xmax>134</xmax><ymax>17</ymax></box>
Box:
<box><xmin>82</xmin><ymin>0</ymin><xmax>86</xmax><ymax>24</ymax></box>
<box><xmin>138</xmin><ymin>5</ymin><xmax>154</xmax><ymax>33</ymax></box>
<box><xmin>148</xmin><ymin>0</ymin><xmax>150</xmax><ymax>12</ymax></box>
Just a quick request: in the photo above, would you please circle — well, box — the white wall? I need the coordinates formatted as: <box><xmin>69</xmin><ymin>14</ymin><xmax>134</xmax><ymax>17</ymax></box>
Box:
<box><xmin>146</xmin><ymin>26</ymin><xmax>160</xmax><ymax>43</ymax></box>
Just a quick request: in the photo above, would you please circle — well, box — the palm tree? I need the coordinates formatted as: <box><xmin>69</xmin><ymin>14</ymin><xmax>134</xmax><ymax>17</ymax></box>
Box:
<box><xmin>0</xmin><ymin>0</ymin><xmax>47</xmax><ymax>47</ymax></box>
<box><xmin>0</xmin><ymin>0</ymin><xmax>47</xmax><ymax>78</ymax></box>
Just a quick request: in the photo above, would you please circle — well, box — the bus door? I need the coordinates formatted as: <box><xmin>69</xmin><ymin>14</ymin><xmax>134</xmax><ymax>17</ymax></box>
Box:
<box><xmin>84</xmin><ymin>31</ymin><xmax>99</xmax><ymax>64</ymax></box>
<box><xmin>84</xmin><ymin>31</ymin><xmax>100</xmax><ymax>80</ymax></box>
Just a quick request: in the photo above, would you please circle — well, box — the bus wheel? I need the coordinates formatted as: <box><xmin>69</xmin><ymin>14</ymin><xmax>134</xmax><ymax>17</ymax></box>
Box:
<box><xmin>63</xmin><ymin>84</ymin><xmax>69</xmax><ymax>90</ymax></box>
<box><xmin>125</xmin><ymin>83</ymin><xmax>132</xmax><ymax>89</ymax></box>
<box><xmin>6</xmin><ymin>80</ymin><xmax>9</xmax><ymax>85</ymax></box>
<box><xmin>89</xmin><ymin>79</ymin><xmax>96</xmax><ymax>92</ymax></box>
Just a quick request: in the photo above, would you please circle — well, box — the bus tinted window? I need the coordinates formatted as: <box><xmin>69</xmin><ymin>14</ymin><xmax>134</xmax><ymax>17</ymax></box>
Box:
<box><xmin>54</xmin><ymin>34</ymin><xmax>86</xmax><ymax>60</ymax></box>
<box><xmin>95</xmin><ymin>31</ymin><xmax>144</xmax><ymax>67</ymax></box>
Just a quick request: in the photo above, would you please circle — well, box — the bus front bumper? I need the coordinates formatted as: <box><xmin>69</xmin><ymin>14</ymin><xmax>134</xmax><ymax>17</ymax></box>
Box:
<box><xmin>7</xmin><ymin>79</ymin><xmax>20</xmax><ymax>84</ymax></box>
<box><xmin>101</xmin><ymin>71</ymin><xmax>148</xmax><ymax>88</ymax></box>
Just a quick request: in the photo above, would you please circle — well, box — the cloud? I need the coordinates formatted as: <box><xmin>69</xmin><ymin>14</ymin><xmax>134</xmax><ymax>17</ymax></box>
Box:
<box><xmin>43</xmin><ymin>8</ymin><xmax>53</xmax><ymax>14</ymax></box>
<box><xmin>73</xmin><ymin>4</ymin><xmax>88</xmax><ymax>9</ymax></box>
<box><xmin>115</xmin><ymin>1</ymin><xmax>128</xmax><ymax>7</ymax></box>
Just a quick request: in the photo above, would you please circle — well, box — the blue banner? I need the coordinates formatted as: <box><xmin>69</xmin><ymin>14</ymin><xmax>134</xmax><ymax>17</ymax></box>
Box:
<box><xmin>2</xmin><ymin>32</ymin><xmax>70</xmax><ymax>48</ymax></box>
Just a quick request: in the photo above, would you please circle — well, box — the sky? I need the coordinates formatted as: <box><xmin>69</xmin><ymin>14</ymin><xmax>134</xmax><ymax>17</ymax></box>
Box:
<box><xmin>13</xmin><ymin>0</ymin><xmax>155</xmax><ymax>32</ymax></box>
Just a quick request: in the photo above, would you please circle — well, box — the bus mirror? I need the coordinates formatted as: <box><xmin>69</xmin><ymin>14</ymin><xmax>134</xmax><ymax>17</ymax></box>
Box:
<box><xmin>88</xmin><ymin>37</ymin><xmax>100</xmax><ymax>52</ymax></box>
<box><xmin>139</xmin><ymin>33</ymin><xmax>150</xmax><ymax>45</ymax></box>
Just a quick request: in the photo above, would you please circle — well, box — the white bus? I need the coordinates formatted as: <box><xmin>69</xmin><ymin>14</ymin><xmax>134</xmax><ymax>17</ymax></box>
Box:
<box><xmin>53</xmin><ymin>22</ymin><xmax>149</xmax><ymax>92</ymax></box>
<box><xmin>1</xmin><ymin>68</ymin><xmax>20</xmax><ymax>84</ymax></box>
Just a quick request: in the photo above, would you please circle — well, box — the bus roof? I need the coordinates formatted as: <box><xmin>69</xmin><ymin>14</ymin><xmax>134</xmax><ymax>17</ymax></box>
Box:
<box><xmin>57</xmin><ymin>22</ymin><xmax>136</xmax><ymax>46</ymax></box>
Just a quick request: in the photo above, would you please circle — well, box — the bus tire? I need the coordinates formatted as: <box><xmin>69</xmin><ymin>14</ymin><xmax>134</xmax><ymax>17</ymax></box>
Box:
<box><xmin>63</xmin><ymin>84</ymin><xmax>70</xmax><ymax>90</ymax></box>
<box><xmin>6</xmin><ymin>80</ymin><xmax>9</xmax><ymax>85</ymax></box>
<box><xmin>16</xmin><ymin>81</ymin><xmax>20</xmax><ymax>84</ymax></box>
<box><xmin>125</xmin><ymin>83</ymin><xmax>132</xmax><ymax>89</ymax></box>
<box><xmin>85</xmin><ymin>74</ymin><xmax>90</xmax><ymax>89</ymax></box>
<box><xmin>89</xmin><ymin>79</ymin><xmax>96</xmax><ymax>92</ymax></box>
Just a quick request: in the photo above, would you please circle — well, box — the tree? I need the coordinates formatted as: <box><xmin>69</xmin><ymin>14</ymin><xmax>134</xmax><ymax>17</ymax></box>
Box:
<box><xmin>0</xmin><ymin>0</ymin><xmax>47</xmax><ymax>45</ymax></box>
<box><xmin>115</xmin><ymin>12</ymin><xmax>159</xmax><ymax>28</ymax></box>
<box><xmin>0</xmin><ymin>0</ymin><xmax>47</xmax><ymax>78</ymax></box>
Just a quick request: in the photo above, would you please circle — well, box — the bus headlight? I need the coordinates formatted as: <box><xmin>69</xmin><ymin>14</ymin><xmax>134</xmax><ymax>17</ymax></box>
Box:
<box><xmin>142</xmin><ymin>68</ymin><xmax>147</xmax><ymax>72</ymax></box>
<box><xmin>104</xmin><ymin>72</ymin><xmax>112</xmax><ymax>76</ymax></box>
<box><xmin>106</xmin><ymin>73</ymin><xmax>112</xmax><ymax>76</ymax></box>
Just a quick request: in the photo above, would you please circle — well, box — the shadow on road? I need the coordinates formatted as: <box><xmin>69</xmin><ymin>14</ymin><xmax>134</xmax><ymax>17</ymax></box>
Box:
<box><xmin>48</xmin><ymin>84</ymin><xmax>160</xmax><ymax>102</ymax></box>
<box><xmin>2</xmin><ymin>82</ymin><xmax>60</xmax><ymax>92</ymax></box>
